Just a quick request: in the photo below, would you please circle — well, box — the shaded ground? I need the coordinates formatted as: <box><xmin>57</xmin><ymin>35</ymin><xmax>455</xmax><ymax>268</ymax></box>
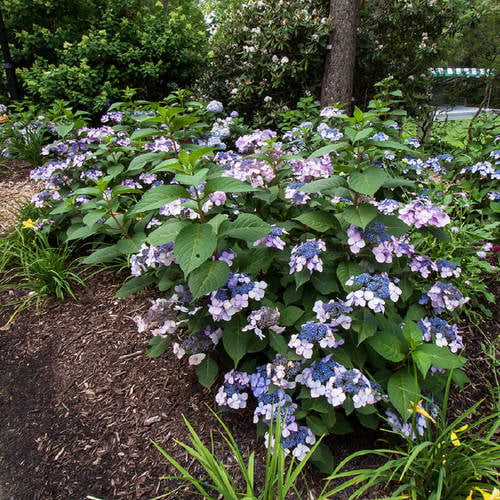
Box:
<box><xmin>0</xmin><ymin>165</ymin><xmax>497</xmax><ymax>499</ymax></box>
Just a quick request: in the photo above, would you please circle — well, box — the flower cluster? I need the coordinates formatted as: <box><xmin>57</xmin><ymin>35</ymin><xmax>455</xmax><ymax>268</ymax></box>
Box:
<box><xmin>173</xmin><ymin>326</ymin><xmax>223</xmax><ymax>365</ymax></box>
<box><xmin>284</xmin><ymin>182</ymin><xmax>310</xmax><ymax>205</ymax></box>
<box><xmin>419</xmin><ymin>282</ymin><xmax>469</xmax><ymax>313</ymax></box>
<box><xmin>312</xmin><ymin>299</ymin><xmax>352</xmax><ymax>329</ymax></box>
<box><xmin>242</xmin><ymin>307</ymin><xmax>285</xmax><ymax>340</ymax></box>
<box><xmin>345</xmin><ymin>273</ymin><xmax>402</xmax><ymax>313</ymax></box>
<box><xmin>208</xmin><ymin>273</ymin><xmax>267</xmax><ymax>321</ymax></box>
<box><xmin>410</xmin><ymin>256</ymin><xmax>461</xmax><ymax>279</ymax></box>
<box><xmin>297</xmin><ymin>355</ymin><xmax>380</xmax><ymax>408</ymax></box>
<box><xmin>290</xmin><ymin>156</ymin><xmax>333</xmax><ymax>182</ymax></box>
<box><xmin>265</xmin><ymin>425</ymin><xmax>316</xmax><ymax>461</ymax></box>
<box><xmin>398</xmin><ymin>198</ymin><xmax>450</xmax><ymax>228</ymax></box>
<box><xmin>417</xmin><ymin>317</ymin><xmax>463</xmax><ymax>353</ymax></box>
<box><xmin>130</xmin><ymin>243</ymin><xmax>176</xmax><ymax>276</ymax></box>
<box><xmin>253</xmin><ymin>226</ymin><xmax>288</xmax><ymax>249</ymax></box>
<box><xmin>288</xmin><ymin>321</ymin><xmax>343</xmax><ymax>359</ymax></box>
<box><xmin>460</xmin><ymin>161</ymin><xmax>500</xmax><ymax>180</ymax></box>
<box><xmin>289</xmin><ymin>239</ymin><xmax>326</xmax><ymax>274</ymax></box>
<box><xmin>215</xmin><ymin>370</ymin><xmax>250</xmax><ymax>409</ymax></box>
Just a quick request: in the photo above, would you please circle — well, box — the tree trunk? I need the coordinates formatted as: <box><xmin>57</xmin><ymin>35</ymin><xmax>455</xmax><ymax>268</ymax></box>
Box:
<box><xmin>320</xmin><ymin>0</ymin><xmax>359</xmax><ymax>111</ymax></box>
<box><xmin>0</xmin><ymin>8</ymin><xmax>21</xmax><ymax>101</ymax></box>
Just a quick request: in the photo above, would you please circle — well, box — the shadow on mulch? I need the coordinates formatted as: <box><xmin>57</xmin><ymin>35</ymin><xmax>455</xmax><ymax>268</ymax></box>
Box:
<box><xmin>0</xmin><ymin>267</ymin><xmax>498</xmax><ymax>500</ymax></box>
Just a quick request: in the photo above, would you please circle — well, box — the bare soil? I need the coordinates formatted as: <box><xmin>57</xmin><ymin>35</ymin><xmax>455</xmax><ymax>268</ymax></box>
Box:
<box><xmin>0</xmin><ymin>165</ymin><xmax>497</xmax><ymax>500</ymax></box>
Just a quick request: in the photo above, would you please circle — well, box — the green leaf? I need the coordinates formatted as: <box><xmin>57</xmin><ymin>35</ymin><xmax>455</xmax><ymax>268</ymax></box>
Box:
<box><xmin>373</xmin><ymin>214</ymin><xmax>410</xmax><ymax>236</ymax></box>
<box><xmin>116</xmin><ymin>234</ymin><xmax>145</xmax><ymax>255</ymax></box>
<box><xmin>188</xmin><ymin>260</ymin><xmax>230</xmax><ymax>300</ymax></box>
<box><xmin>130</xmin><ymin>185</ymin><xmax>189</xmax><ymax>214</ymax></box>
<box><xmin>294</xmin><ymin>211</ymin><xmax>337</xmax><ymax>232</ymax></box>
<box><xmin>220</xmin><ymin>213</ymin><xmax>271</xmax><ymax>242</ymax></box>
<box><xmin>351</xmin><ymin>309</ymin><xmax>377</xmax><ymax>345</ymax></box>
<box><xmin>413</xmin><ymin>344</ymin><xmax>466</xmax><ymax>376</ymax></box>
<box><xmin>380</xmin><ymin>140</ymin><xmax>412</xmax><ymax>152</ymax></box>
<box><xmin>83</xmin><ymin>209</ymin><xmax>107</xmax><ymax>227</ymax></box>
<box><xmin>147</xmin><ymin>221</ymin><xmax>189</xmax><ymax>246</ymax></box>
<box><xmin>268</xmin><ymin>331</ymin><xmax>289</xmax><ymax>355</ymax></box>
<box><xmin>223</xmin><ymin>316</ymin><xmax>249</xmax><ymax>366</ymax></box>
<box><xmin>207</xmin><ymin>214</ymin><xmax>228</xmax><ymax>234</ymax></box>
<box><xmin>382</xmin><ymin>178</ymin><xmax>416</xmax><ymax>189</ymax></box>
<box><xmin>196</xmin><ymin>355</ymin><xmax>218</xmax><ymax>388</ymax></box>
<box><xmin>56</xmin><ymin>123</ymin><xmax>74</xmax><ymax>138</ymax></box>
<box><xmin>353</xmin><ymin>127</ymin><xmax>374</xmax><ymax>142</ymax></box>
<box><xmin>115</xmin><ymin>275</ymin><xmax>156</xmax><ymax>298</ymax></box>
<box><xmin>307</xmin><ymin>142</ymin><xmax>349</xmax><ymax>159</ymax></box>
<box><xmin>130</xmin><ymin>127</ymin><xmax>160</xmax><ymax>140</ymax></box>
<box><xmin>146</xmin><ymin>336</ymin><xmax>170</xmax><ymax>358</ymax></box>
<box><xmin>66</xmin><ymin>223</ymin><xmax>99</xmax><ymax>241</ymax></box>
<box><xmin>294</xmin><ymin>269</ymin><xmax>311</xmax><ymax>289</ymax></box>
<box><xmin>283</xmin><ymin>285</ymin><xmax>303</xmax><ymax>305</ymax></box>
<box><xmin>402</xmin><ymin>321</ymin><xmax>423</xmax><ymax>347</ymax></box>
<box><xmin>336</xmin><ymin>261</ymin><xmax>364</xmax><ymax>291</ymax></box>
<box><xmin>300</xmin><ymin>176</ymin><xmax>346</xmax><ymax>194</ymax></box>
<box><xmin>337</xmin><ymin>204</ymin><xmax>378</xmax><ymax>229</ymax></box>
<box><xmin>367</xmin><ymin>331</ymin><xmax>407</xmax><ymax>362</ymax></box>
<box><xmin>405</xmin><ymin>304</ymin><xmax>426</xmax><ymax>322</ymax></box>
<box><xmin>357</xmin><ymin>412</ymin><xmax>379</xmax><ymax>430</ymax></box>
<box><xmin>174</xmin><ymin>224</ymin><xmax>217</xmax><ymax>276</ymax></box>
<box><xmin>348</xmin><ymin>167</ymin><xmax>388</xmax><ymax>197</ymax></box>
<box><xmin>310</xmin><ymin>443</ymin><xmax>334</xmax><ymax>474</ymax></box>
<box><xmin>306</xmin><ymin>415</ymin><xmax>329</xmax><ymax>435</ymax></box>
<box><xmin>387</xmin><ymin>370</ymin><xmax>419</xmax><ymax>418</ymax></box>
<box><xmin>311</xmin><ymin>271</ymin><xmax>339</xmax><ymax>295</ymax></box>
<box><xmin>279</xmin><ymin>306</ymin><xmax>304</xmax><ymax>326</ymax></box>
<box><xmin>81</xmin><ymin>244</ymin><xmax>121</xmax><ymax>265</ymax></box>
<box><xmin>175</xmin><ymin>168</ymin><xmax>209</xmax><ymax>187</ymax></box>
<box><xmin>205</xmin><ymin>177</ymin><xmax>256</xmax><ymax>193</ymax></box>
<box><xmin>127</xmin><ymin>151</ymin><xmax>164</xmax><ymax>173</ymax></box>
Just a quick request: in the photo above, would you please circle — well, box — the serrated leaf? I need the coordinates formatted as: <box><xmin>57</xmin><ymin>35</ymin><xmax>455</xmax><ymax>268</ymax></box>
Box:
<box><xmin>373</xmin><ymin>214</ymin><xmax>410</xmax><ymax>236</ymax></box>
<box><xmin>115</xmin><ymin>275</ymin><xmax>156</xmax><ymax>298</ymax></box>
<box><xmin>130</xmin><ymin>127</ymin><xmax>160</xmax><ymax>140</ymax></box>
<box><xmin>336</xmin><ymin>261</ymin><xmax>364</xmax><ymax>291</ymax></box>
<box><xmin>306</xmin><ymin>415</ymin><xmax>329</xmax><ymax>435</ymax></box>
<box><xmin>367</xmin><ymin>332</ymin><xmax>407</xmax><ymax>362</ymax></box>
<box><xmin>348</xmin><ymin>167</ymin><xmax>388</xmax><ymax>197</ymax></box>
<box><xmin>205</xmin><ymin>177</ymin><xmax>256</xmax><ymax>193</ymax></box>
<box><xmin>146</xmin><ymin>335</ymin><xmax>170</xmax><ymax>358</ymax></box>
<box><xmin>196</xmin><ymin>355</ymin><xmax>218</xmax><ymax>388</ymax></box>
<box><xmin>300</xmin><ymin>176</ymin><xmax>346</xmax><ymax>194</ymax></box>
<box><xmin>382</xmin><ymin>178</ymin><xmax>416</xmax><ymax>188</ymax></box>
<box><xmin>279</xmin><ymin>306</ymin><xmax>304</xmax><ymax>326</ymax></box>
<box><xmin>174</xmin><ymin>224</ymin><xmax>216</xmax><ymax>276</ymax></box>
<box><xmin>352</xmin><ymin>309</ymin><xmax>377</xmax><ymax>345</ymax></box>
<box><xmin>414</xmin><ymin>344</ymin><xmax>466</xmax><ymax>371</ymax></box>
<box><xmin>337</xmin><ymin>204</ymin><xmax>378</xmax><ymax>229</ymax></box>
<box><xmin>387</xmin><ymin>370</ymin><xmax>419</xmax><ymax>418</ymax></box>
<box><xmin>311</xmin><ymin>271</ymin><xmax>339</xmax><ymax>295</ymax></box>
<box><xmin>66</xmin><ymin>223</ymin><xmax>99</xmax><ymax>241</ymax></box>
<box><xmin>220</xmin><ymin>213</ymin><xmax>271</xmax><ymax>242</ymax></box>
<box><xmin>81</xmin><ymin>244</ymin><xmax>121</xmax><ymax>265</ymax></box>
<box><xmin>188</xmin><ymin>260</ymin><xmax>230</xmax><ymax>300</ymax></box>
<box><xmin>147</xmin><ymin>221</ymin><xmax>189</xmax><ymax>246</ymax></box>
<box><xmin>294</xmin><ymin>211</ymin><xmax>336</xmax><ymax>232</ymax></box>
<box><xmin>223</xmin><ymin>316</ymin><xmax>249</xmax><ymax>366</ymax></box>
<box><xmin>402</xmin><ymin>321</ymin><xmax>424</xmax><ymax>346</ymax></box>
<box><xmin>83</xmin><ymin>209</ymin><xmax>107</xmax><ymax>227</ymax></box>
<box><xmin>175</xmin><ymin>168</ymin><xmax>209</xmax><ymax>187</ymax></box>
<box><xmin>130</xmin><ymin>185</ymin><xmax>189</xmax><ymax>214</ymax></box>
<box><xmin>310</xmin><ymin>443</ymin><xmax>334</xmax><ymax>474</ymax></box>
<box><xmin>307</xmin><ymin>142</ymin><xmax>349</xmax><ymax>159</ymax></box>
<box><xmin>127</xmin><ymin>151</ymin><xmax>164</xmax><ymax>173</ymax></box>
<box><xmin>268</xmin><ymin>331</ymin><xmax>289</xmax><ymax>355</ymax></box>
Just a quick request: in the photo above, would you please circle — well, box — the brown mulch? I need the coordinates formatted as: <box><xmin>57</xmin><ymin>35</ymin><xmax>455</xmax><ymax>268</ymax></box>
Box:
<box><xmin>0</xmin><ymin>165</ymin><xmax>498</xmax><ymax>500</ymax></box>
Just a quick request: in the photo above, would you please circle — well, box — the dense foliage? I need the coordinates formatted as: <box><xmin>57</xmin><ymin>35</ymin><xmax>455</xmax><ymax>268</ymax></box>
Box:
<box><xmin>1</xmin><ymin>0</ymin><xmax>208</xmax><ymax>112</ymax></box>
<box><xmin>11</xmin><ymin>89</ymin><xmax>496</xmax><ymax>469</ymax></box>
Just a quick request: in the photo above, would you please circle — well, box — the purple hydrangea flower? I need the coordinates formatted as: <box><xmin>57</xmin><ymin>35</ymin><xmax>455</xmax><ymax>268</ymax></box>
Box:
<box><xmin>419</xmin><ymin>282</ymin><xmax>469</xmax><ymax>313</ymax></box>
<box><xmin>345</xmin><ymin>273</ymin><xmax>402</xmax><ymax>313</ymax></box>
<box><xmin>289</xmin><ymin>239</ymin><xmax>326</xmax><ymax>274</ymax></box>
<box><xmin>417</xmin><ymin>317</ymin><xmax>463</xmax><ymax>353</ymax></box>
<box><xmin>215</xmin><ymin>370</ymin><xmax>250</xmax><ymax>409</ymax></box>
<box><xmin>398</xmin><ymin>198</ymin><xmax>450</xmax><ymax>228</ymax></box>
<box><xmin>288</xmin><ymin>321</ymin><xmax>343</xmax><ymax>359</ymax></box>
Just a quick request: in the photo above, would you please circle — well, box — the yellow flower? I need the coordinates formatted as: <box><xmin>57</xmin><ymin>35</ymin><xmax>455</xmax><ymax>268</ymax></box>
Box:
<box><xmin>411</xmin><ymin>400</ymin><xmax>436</xmax><ymax>423</ymax></box>
<box><xmin>450</xmin><ymin>424</ymin><xmax>468</xmax><ymax>446</ymax></box>
<box><xmin>471</xmin><ymin>487</ymin><xmax>500</xmax><ymax>500</ymax></box>
<box><xmin>22</xmin><ymin>219</ymin><xmax>36</xmax><ymax>229</ymax></box>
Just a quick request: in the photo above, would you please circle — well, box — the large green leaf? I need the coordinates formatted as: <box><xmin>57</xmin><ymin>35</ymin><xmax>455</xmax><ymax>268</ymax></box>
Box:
<box><xmin>300</xmin><ymin>176</ymin><xmax>346</xmax><ymax>194</ymax></box>
<box><xmin>196</xmin><ymin>355</ymin><xmax>219</xmax><ymax>388</ymax></box>
<box><xmin>130</xmin><ymin>127</ymin><xmax>160</xmax><ymax>140</ymax></box>
<box><xmin>348</xmin><ymin>167</ymin><xmax>388</xmax><ymax>197</ymax></box>
<box><xmin>147</xmin><ymin>221</ymin><xmax>189</xmax><ymax>246</ymax></box>
<box><xmin>81</xmin><ymin>244</ymin><xmax>121</xmax><ymax>265</ymax></box>
<box><xmin>205</xmin><ymin>177</ymin><xmax>256</xmax><ymax>193</ymax></box>
<box><xmin>175</xmin><ymin>168</ymin><xmax>209</xmax><ymax>187</ymax></box>
<box><xmin>402</xmin><ymin>321</ymin><xmax>424</xmax><ymax>347</ymax></box>
<box><xmin>188</xmin><ymin>260</ymin><xmax>230</xmax><ymax>300</ymax></box>
<box><xmin>294</xmin><ymin>210</ymin><xmax>337</xmax><ymax>232</ymax></box>
<box><xmin>115</xmin><ymin>275</ymin><xmax>156</xmax><ymax>298</ymax></box>
<box><xmin>387</xmin><ymin>369</ymin><xmax>420</xmax><ymax>418</ymax></box>
<box><xmin>373</xmin><ymin>214</ymin><xmax>410</xmax><ymax>236</ymax></box>
<box><xmin>130</xmin><ymin>185</ymin><xmax>189</xmax><ymax>214</ymax></box>
<box><xmin>220</xmin><ymin>213</ymin><xmax>271</xmax><ymax>242</ymax></box>
<box><xmin>336</xmin><ymin>261</ymin><xmax>364</xmax><ymax>291</ymax></box>
<box><xmin>146</xmin><ymin>336</ymin><xmax>170</xmax><ymax>358</ymax></box>
<box><xmin>412</xmin><ymin>344</ymin><xmax>466</xmax><ymax>378</ymax></box>
<box><xmin>337</xmin><ymin>204</ymin><xmax>378</xmax><ymax>229</ymax></box>
<box><xmin>223</xmin><ymin>316</ymin><xmax>249</xmax><ymax>366</ymax></box>
<box><xmin>351</xmin><ymin>309</ymin><xmax>377</xmax><ymax>345</ymax></box>
<box><xmin>279</xmin><ymin>305</ymin><xmax>304</xmax><ymax>326</ymax></box>
<box><xmin>127</xmin><ymin>151</ymin><xmax>164</xmax><ymax>173</ymax></box>
<box><xmin>307</xmin><ymin>142</ymin><xmax>349</xmax><ymax>159</ymax></box>
<box><xmin>174</xmin><ymin>224</ymin><xmax>217</xmax><ymax>276</ymax></box>
<box><xmin>367</xmin><ymin>332</ymin><xmax>407</xmax><ymax>362</ymax></box>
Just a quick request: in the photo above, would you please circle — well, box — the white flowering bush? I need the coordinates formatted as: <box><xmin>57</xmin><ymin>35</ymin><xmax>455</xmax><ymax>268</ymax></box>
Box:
<box><xmin>199</xmin><ymin>0</ymin><xmax>331</xmax><ymax>124</ymax></box>
<box><xmin>26</xmin><ymin>90</ymin><xmax>499</xmax><ymax>468</ymax></box>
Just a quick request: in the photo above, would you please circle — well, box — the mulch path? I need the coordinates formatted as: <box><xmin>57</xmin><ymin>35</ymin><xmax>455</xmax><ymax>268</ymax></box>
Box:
<box><xmin>0</xmin><ymin>164</ymin><xmax>498</xmax><ymax>500</ymax></box>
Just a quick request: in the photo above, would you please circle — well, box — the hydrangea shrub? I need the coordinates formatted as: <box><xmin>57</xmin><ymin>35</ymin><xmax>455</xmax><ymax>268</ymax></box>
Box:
<box><xmin>28</xmin><ymin>92</ymin><xmax>495</xmax><ymax>466</ymax></box>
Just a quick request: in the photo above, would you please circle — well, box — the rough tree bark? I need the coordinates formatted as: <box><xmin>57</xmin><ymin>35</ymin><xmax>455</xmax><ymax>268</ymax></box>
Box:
<box><xmin>0</xmin><ymin>8</ymin><xmax>21</xmax><ymax>101</ymax></box>
<box><xmin>320</xmin><ymin>0</ymin><xmax>359</xmax><ymax>110</ymax></box>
